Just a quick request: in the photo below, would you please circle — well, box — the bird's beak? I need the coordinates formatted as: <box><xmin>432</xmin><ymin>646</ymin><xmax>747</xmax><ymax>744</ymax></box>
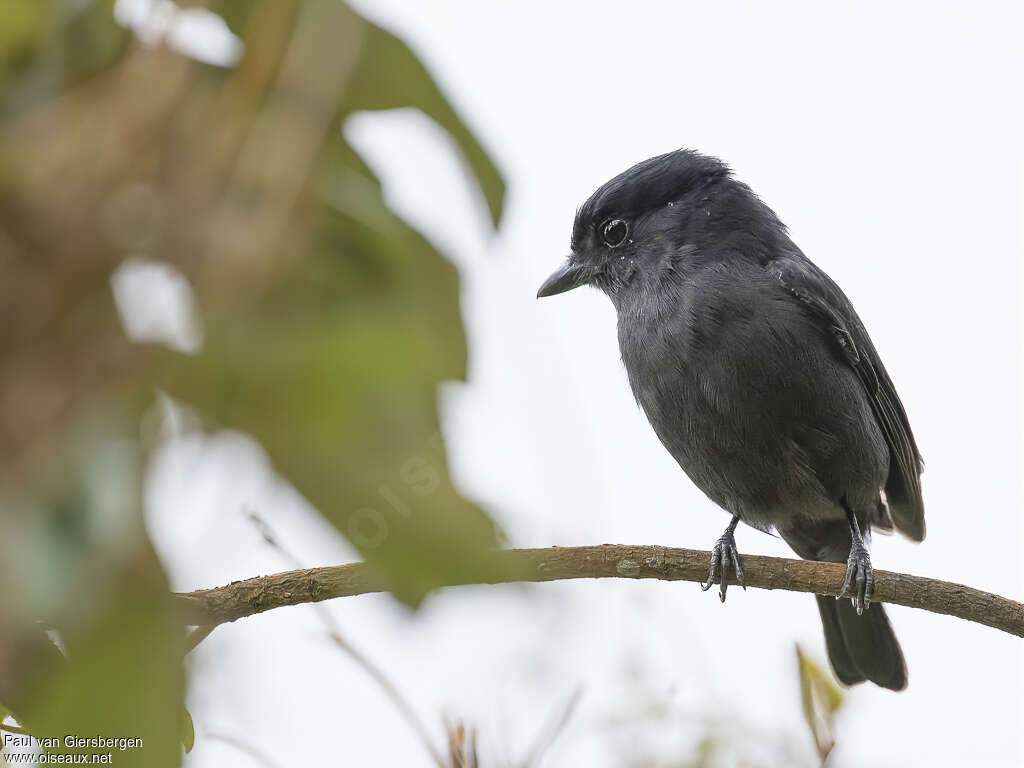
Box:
<box><xmin>536</xmin><ymin>259</ymin><xmax>592</xmax><ymax>298</ymax></box>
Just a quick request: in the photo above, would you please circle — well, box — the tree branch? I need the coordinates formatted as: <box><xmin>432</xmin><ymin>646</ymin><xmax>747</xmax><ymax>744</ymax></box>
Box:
<box><xmin>172</xmin><ymin>545</ymin><xmax>1024</xmax><ymax>637</ymax></box>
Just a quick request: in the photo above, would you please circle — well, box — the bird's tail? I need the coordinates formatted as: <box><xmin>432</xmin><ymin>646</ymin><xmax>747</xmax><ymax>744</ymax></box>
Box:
<box><xmin>815</xmin><ymin>595</ymin><xmax>907</xmax><ymax>691</ymax></box>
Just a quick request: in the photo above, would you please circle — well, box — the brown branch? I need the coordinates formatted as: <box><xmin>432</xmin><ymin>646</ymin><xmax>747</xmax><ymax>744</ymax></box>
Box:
<box><xmin>172</xmin><ymin>545</ymin><xmax>1024</xmax><ymax>637</ymax></box>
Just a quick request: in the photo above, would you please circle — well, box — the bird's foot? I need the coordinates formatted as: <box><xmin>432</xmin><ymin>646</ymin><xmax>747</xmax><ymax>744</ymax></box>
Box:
<box><xmin>838</xmin><ymin>542</ymin><xmax>874</xmax><ymax>615</ymax></box>
<box><xmin>700</xmin><ymin>530</ymin><xmax>745</xmax><ymax>603</ymax></box>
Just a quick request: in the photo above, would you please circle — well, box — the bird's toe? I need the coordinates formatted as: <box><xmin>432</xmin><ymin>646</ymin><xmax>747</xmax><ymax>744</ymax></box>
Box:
<box><xmin>701</xmin><ymin>534</ymin><xmax>743</xmax><ymax>603</ymax></box>
<box><xmin>700</xmin><ymin>547</ymin><xmax>721</xmax><ymax>592</ymax></box>
<box><xmin>838</xmin><ymin>546</ymin><xmax>873</xmax><ymax>615</ymax></box>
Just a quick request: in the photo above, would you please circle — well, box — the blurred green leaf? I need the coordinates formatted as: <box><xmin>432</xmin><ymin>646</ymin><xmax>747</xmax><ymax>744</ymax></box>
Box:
<box><xmin>22</xmin><ymin>564</ymin><xmax>183</xmax><ymax>767</ymax></box>
<box><xmin>796</xmin><ymin>644</ymin><xmax>843</xmax><ymax>767</ymax></box>
<box><xmin>1</xmin><ymin>0</ymin><xmax>506</xmax><ymax>605</ymax></box>
<box><xmin>343</xmin><ymin>19</ymin><xmax>505</xmax><ymax>227</ymax></box>
<box><xmin>3</xmin><ymin>429</ymin><xmax>182</xmax><ymax>766</ymax></box>
<box><xmin>0</xmin><ymin>0</ymin><xmax>46</xmax><ymax>73</ymax></box>
<box><xmin>690</xmin><ymin>734</ymin><xmax>719</xmax><ymax>768</ymax></box>
<box><xmin>182</xmin><ymin>707</ymin><xmax>195</xmax><ymax>753</ymax></box>
<box><xmin>159</xmin><ymin>2</ymin><xmax>506</xmax><ymax>603</ymax></box>
<box><xmin>207</xmin><ymin>0</ymin><xmax>290</xmax><ymax>41</ymax></box>
<box><xmin>0</xmin><ymin>0</ymin><xmax>507</xmax><ymax>752</ymax></box>
<box><xmin>168</xmin><ymin>178</ymin><xmax>504</xmax><ymax>598</ymax></box>
<box><xmin>0</xmin><ymin>0</ymin><xmax>128</xmax><ymax>116</ymax></box>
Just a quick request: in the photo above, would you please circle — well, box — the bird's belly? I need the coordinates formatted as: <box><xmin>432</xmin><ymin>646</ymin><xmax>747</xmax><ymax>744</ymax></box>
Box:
<box><xmin>626</xmin><ymin>349</ymin><xmax>885</xmax><ymax>532</ymax></box>
<box><xmin>642</xmin><ymin>393</ymin><xmax>831</xmax><ymax>530</ymax></box>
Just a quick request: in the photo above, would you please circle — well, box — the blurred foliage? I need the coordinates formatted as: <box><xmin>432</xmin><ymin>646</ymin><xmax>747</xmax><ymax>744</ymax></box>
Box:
<box><xmin>1</xmin><ymin>425</ymin><xmax>183</xmax><ymax>764</ymax></box>
<box><xmin>0</xmin><ymin>0</ymin><xmax>503</xmax><ymax>763</ymax></box>
<box><xmin>796</xmin><ymin>644</ymin><xmax>844</xmax><ymax>767</ymax></box>
<box><xmin>596</xmin><ymin>648</ymin><xmax>844</xmax><ymax>768</ymax></box>
<box><xmin>181</xmin><ymin>708</ymin><xmax>194</xmax><ymax>754</ymax></box>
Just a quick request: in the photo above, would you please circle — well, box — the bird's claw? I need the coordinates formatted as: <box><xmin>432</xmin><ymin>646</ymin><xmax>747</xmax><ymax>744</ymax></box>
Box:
<box><xmin>700</xmin><ymin>532</ymin><xmax>745</xmax><ymax>602</ymax></box>
<box><xmin>838</xmin><ymin>543</ymin><xmax>874</xmax><ymax>615</ymax></box>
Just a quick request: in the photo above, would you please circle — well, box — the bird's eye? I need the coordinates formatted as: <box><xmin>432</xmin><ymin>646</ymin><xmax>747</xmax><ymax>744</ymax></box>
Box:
<box><xmin>602</xmin><ymin>219</ymin><xmax>628</xmax><ymax>248</ymax></box>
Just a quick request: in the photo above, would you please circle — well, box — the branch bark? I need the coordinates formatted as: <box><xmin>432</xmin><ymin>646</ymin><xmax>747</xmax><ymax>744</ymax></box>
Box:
<box><xmin>172</xmin><ymin>544</ymin><xmax>1024</xmax><ymax>637</ymax></box>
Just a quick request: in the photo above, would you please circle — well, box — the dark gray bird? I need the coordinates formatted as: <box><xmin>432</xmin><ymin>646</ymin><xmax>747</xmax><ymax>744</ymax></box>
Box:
<box><xmin>538</xmin><ymin>149</ymin><xmax>925</xmax><ymax>690</ymax></box>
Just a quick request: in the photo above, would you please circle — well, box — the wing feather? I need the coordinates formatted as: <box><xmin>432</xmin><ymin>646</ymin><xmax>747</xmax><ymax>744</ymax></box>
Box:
<box><xmin>771</xmin><ymin>255</ymin><xmax>925</xmax><ymax>541</ymax></box>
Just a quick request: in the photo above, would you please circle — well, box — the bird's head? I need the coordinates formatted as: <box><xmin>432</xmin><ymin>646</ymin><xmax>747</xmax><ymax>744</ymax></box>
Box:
<box><xmin>537</xmin><ymin>149</ymin><xmax>734</xmax><ymax>302</ymax></box>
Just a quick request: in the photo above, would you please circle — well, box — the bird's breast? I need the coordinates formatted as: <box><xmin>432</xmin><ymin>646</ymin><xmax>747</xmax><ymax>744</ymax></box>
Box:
<box><xmin>614</xmin><ymin>276</ymin><xmax>886</xmax><ymax>527</ymax></box>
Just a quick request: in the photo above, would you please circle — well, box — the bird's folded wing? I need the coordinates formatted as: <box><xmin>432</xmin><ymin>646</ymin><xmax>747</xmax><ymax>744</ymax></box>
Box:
<box><xmin>770</xmin><ymin>255</ymin><xmax>925</xmax><ymax>541</ymax></box>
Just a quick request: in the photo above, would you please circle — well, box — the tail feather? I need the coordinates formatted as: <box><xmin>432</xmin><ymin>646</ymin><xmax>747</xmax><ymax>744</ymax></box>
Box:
<box><xmin>815</xmin><ymin>596</ymin><xmax>907</xmax><ymax>691</ymax></box>
<box><xmin>886</xmin><ymin>479</ymin><xmax>926</xmax><ymax>542</ymax></box>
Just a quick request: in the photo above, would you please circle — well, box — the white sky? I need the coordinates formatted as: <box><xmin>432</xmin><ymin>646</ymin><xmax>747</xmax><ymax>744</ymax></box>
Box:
<box><xmin>148</xmin><ymin>2</ymin><xmax>1024</xmax><ymax>766</ymax></box>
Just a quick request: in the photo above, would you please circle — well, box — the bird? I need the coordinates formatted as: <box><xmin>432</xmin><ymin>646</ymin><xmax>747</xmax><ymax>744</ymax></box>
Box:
<box><xmin>537</xmin><ymin>149</ymin><xmax>924</xmax><ymax>690</ymax></box>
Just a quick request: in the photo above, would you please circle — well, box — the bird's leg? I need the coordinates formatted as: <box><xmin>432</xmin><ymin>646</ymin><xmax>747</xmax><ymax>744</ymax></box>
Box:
<box><xmin>701</xmin><ymin>514</ymin><xmax>744</xmax><ymax>602</ymax></box>
<box><xmin>838</xmin><ymin>505</ymin><xmax>874</xmax><ymax>615</ymax></box>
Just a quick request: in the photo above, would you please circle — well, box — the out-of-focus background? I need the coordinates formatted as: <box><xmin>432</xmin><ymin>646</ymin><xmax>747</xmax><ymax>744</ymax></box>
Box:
<box><xmin>1</xmin><ymin>1</ymin><xmax>1021</xmax><ymax>766</ymax></box>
